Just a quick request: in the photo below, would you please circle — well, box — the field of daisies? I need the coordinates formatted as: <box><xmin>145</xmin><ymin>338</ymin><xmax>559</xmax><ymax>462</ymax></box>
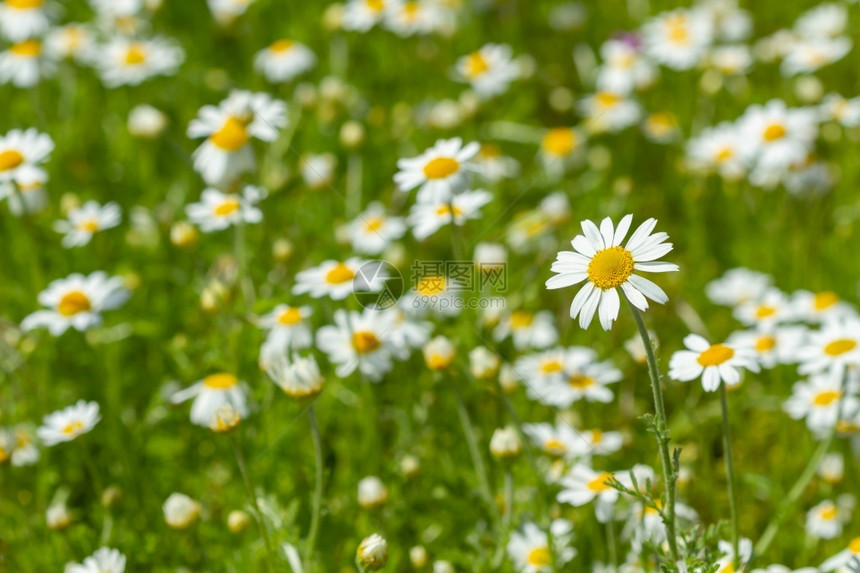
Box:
<box><xmin>3</xmin><ymin>0</ymin><xmax>860</xmax><ymax>571</ymax></box>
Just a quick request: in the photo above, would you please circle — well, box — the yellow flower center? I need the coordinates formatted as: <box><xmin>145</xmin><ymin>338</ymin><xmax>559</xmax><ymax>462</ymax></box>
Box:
<box><xmin>214</xmin><ymin>197</ymin><xmax>240</xmax><ymax>217</ymax></box>
<box><xmin>595</xmin><ymin>92</ymin><xmax>621</xmax><ymax>108</ymax></box>
<box><xmin>77</xmin><ymin>219</ymin><xmax>100</xmax><ymax>233</ymax></box>
<box><xmin>210</xmin><ymin>116</ymin><xmax>250</xmax><ymax>152</ymax></box>
<box><xmin>587</xmin><ymin>472</ymin><xmax>613</xmax><ymax>492</ymax></box>
<box><xmin>820</xmin><ymin>505</ymin><xmax>838</xmax><ymax>521</ymax></box>
<box><xmin>203</xmin><ymin>373</ymin><xmax>239</xmax><ymax>389</ymax></box>
<box><xmin>666</xmin><ymin>15</ymin><xmax>689</xmax><ymax>45</ymax></box>
<box><xmin>423</xmin><ymin>156</ymin><xmax>459</xmax><ymax>180</ymax></box>
<box><xmin>849</xmin><ymin>536</ymin><xmax>860</xmax><ymax>554</ymax></box>
<box><xmin>568</xmin><ymin>374</ymin><xmax>594</xmax><ymax>389</ymax></box>
<box><xmin>720</xmin><ymin>563</ymin><xmax>735</xmax><ymax>573</ymax></box>
<box><xmin>7</xmin><ymin>0</ymin><xmax>44</xmax><ymax>9</ymax></box>
<box><xmin>416</xmin><ymin>276</ymin><xmax>446</xmax><ymax>296</ymax></box>
<box><xmin>813</xmin><ymin>291</ymin><xmax>839</xmax><ymax>311</ymax></box>
<box><xmin>812</xmin><ymin>390</ymin><xmax>841</xmax><ymax>407</ymax></box>
<box><xmin>763</xmin><ymin>123</ymin><xmax>786</xmax><ymax>142</ymax></box>
<box><xmin>541</xmin><ymin>128</ymin><xmax>576</xmax><ymax>157</ymax></box>
<box><xmin>364</xmin><ymin>217</ymin><xmax>383</xmax><ymax>232</ymax></box>
<box><xmin>697</xmin><ymin>344</ymin><xmax>734</xmax><ymax>367</ymax></box>
<box><xmin>277</xmin><ymin>307</ymin><xmax>302</xmax><ymax>325</ymax></box>
<box><xmin>465</xmin><ymin>52</ymin><xmax>489</xmax><ymax>78</ymax></box>
<box><xmin>510</xmin><ymin>310</ymin><xmax>533</xmax><ymax>329</ymax></box>
<box><xmin>426</xmin><ymin>353</ymin><xmax>451</xmax><ymax>370</ymax></box>
<box><xmin>591</xmin><ymin>429</ymin><xmax>603</xmax><ymax>444</ymax></box>
<box><xmin>715</xmin><ymin>147</ymin><xmax>734</xmax><ymax>163</ymax></box>
<box><xmin>435</xmin><ymin>204</ymin><xmax>463</xmax><ymax>217</ymax></box>
<box><xmin>543</xmin><ymin>438</ymin><xmax>566</xmax><ymax>455</ymax></box>
<box><xmin>58</xmin><ymin>290</ymin><xmax>92</xmax><ymax>317</ymax></box>
<box><xmin>366</xmin><ymin>0</ymin><xmax>385</xmax><ymax>11</ymax></box>
<box><xmin>755</xmin><ymin>335</ymin><xmax>776</xmax><ymax>353</ymax></box>
<box><xmin>270</xmin><ymin>39</ymin><xmax>295</xmax><ymax>53</ymax></box>
<box><xmin>325</xmin><ymin>263</ymin><xmax>355</xmax><ymax>285</ymax></box>
<box><xmin>62</xmin><ymin>420</ymin><xmax>83</xmax><ymax>435</ymax></box>
<box><xmin>824</xmin><ymin>338</ymin><xmax>857</xmax><ymax>357</ymax></box>
<box><xmin>352</xmin><ymin>331</ymin><xmax>380</xmax><ymax>354</ymax></box>
<box><xmin>0</xmin><ymin>149</ymin><xmax>24</xmax><ymax>172</ymax></box>
<box><xmin>755</xmin><ymin>305</ymin><xmax>777</xmax><ymax>319</ymax></box>
<box><xmin>647</xmin><ymin>112</ymin><xmax>676</xmax><ymax>135</ymax></box>
<box><xmin>587</xmin><ymin>246</ymin><xmax>634</xmax><ymax>290</ymax></box>
<box><xmin>526</xmin><ymin>546</ymin><xmax>552</xmax><ymax>567</ymax></box>
<box><xmin>124</xmin><ymin>43</ymin><xmax>147</xmax><ymax>65</ymax></box>
<box><xmin>403</xmin><ymin>1</ymin><xmax>420</xmax><ymax>20</ymax></box>
<box><xmin>10</xmin><ymin>40</ymin><xmax>40</xmax><ymax>57</ymax></box>
<box><xmin>539</xmin><ymin>359</ymin><xmax>563</xmax><ymax>374</ymax></box>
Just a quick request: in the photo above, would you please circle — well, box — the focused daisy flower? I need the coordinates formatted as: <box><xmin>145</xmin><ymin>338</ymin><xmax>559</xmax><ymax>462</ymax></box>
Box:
<box><xmin>37</xmin><ymin>400</ymin><xmax>100</xmax><ymax>446</ymax></box>
<box><xmin>265</xmin><ymin>354</ymin><xmax>324</xmax><ymax>399</ymax></box>
<box><xmin>507</xmin><ymin>520</ymin><xmax>576</xmax><ymax>572</ymax></box>
<box><xmin>784</xmin><ymin>374</ymin><xmax>859</xmax><ymax>437</ymax></box>
<box><xmin>819</xmin><ymin>93</ymin><xmax>860</xmax><ymax>128</ymax></box>
<box><xmin>254</xmin><ymin>39</ymin><xmax>315</xmax><ymax>83</ymax></box>
<box><xmin>706</xmin><ymin>267</ymin><xmax>772</xmax><ymax>307</ymax></box>
<box><xmin>185</xmin><ymin>186</ymin><xmax>264</xmax><ymax>233</ymax></box>
<box><xmin>341</xmin><ymin>0</ymin><xmax>388</xmax><ymax>31</ymax></box>
<box><xmin>293</xmin><ymin>257</ymin><xmax>384</xmax><ymax>300</ymax></box>
<box><xmin>669</xmin><ymin>334</ymin><xmax>759</xmax><ymax>391</ymax></box>
<box><xmin>529</xmin><ymin>352</ymin><xmax>622</xmax><ymax>408</ymax></box>
<box><xmin>546</xmin><ymin>214</ymin><xmax>678</xmax><ymax>330</ymax></box>
<box><xmin>0</xmin><ymin>0</ymin><xmax>53</xmax><ymax>42</ymax></box>
<box><xmin>781</xmin><ymin>36</ymin><xmax>851</xmax><ymax>76</ymax></box>
<box><xmin>709</xmin><ymin>44</ymin><xmax>753</xmax><ymax>75</ymax></box>
<box><xmin>791</xmin><ymin>290</ymin><xmax>855</xmax><ymax>324</ymax></box>
<box><xmin>53</xmin><ymin>200</ymin><xmax>121</xmax><ymax>248</ymax></box>
<box><xmin>22</xmin><ymin>272</ymin><xmax>129</xmax><ymax>335</ymax></box>
<box><xmin>728</xmin><ymin>326</ymin><xmax>806</xmax><ymax>369</ymax></box>
<box><xmin>347</xmin><ymin>202</ymin><xmax>406</xmax><ymax>255</ymax></box>
<box><xmin>643</xmin><ymin>9</ymin><xmax>713</xmax><ymax>70</ymax></box>
<box><xmin>595</xmin><ymin>38</ymin><xmax>656</xmax><ymax>95</ymax></box>
<box><xmin>538</xmin><ymin>127</ymin><xmax>586</xmax><ymax>177</ymax></box>
<box><xmin>408</xmin><ymin>189</ymin><xmax>491</xmax><ymax>240</ymax></box>
<box><xmin>93</xmin><ymin>36</ymin><xmax>183</xmax><ymax>87</ymax></box>
<box><xmin>170</xmin><ymin>373</ymin><xmax>249</xmax><ymax>427</ymax></box>
<box><xmin>522</xmin><ymin>422</ymin><xmax>591</xmax><ymax>460</ymax></box>
<box><xmin>163</xmin><ymin>492</ymin><xmax>201</xmax><ymax>529</ymax></box>
<box><xmin>806</xmin><ymin>500</ymin><xmax>845</xmax><ymax>539</ymax></box>
<box><xmin>393</xmin><ymin>137</ymin><xmax>480</xmax><ymax>203</ymax></box>
<box><xmin>316</xmin><ymin>309</ymin><xmax>397</xmax><ymax>381</ymax></box>
<box><xmin>797</xmin><ymin>318</ymin><xmax>860</xmax><ymax>379</ymax></box>
<box><xmin>356</xmin><ymin>533</ymin><xmax>388</xmax><ymax>570</ymax></box>
<box><xmin>257</xmin><ymin>304</ymin><xmax>313</xmax><ymax>363</ymax></box>
<box><xmin>68</xmin><ymin>547</ymin><xmax>127</xmax><ymax>573</ymax></box>
<box><xmin>45</xmin><ymin>23</ymin><xmax>94</xmax><ymax>62</ymax></box>
<box><xmin>686</xmin><ymin>122</ymin><xmax>746</xmax><ymax>180</ymax></box>
<box><xmin>454</xmin><ymin>43</ymin><xmax>520</xmax><ymax>98</ymax></box>
<box><xmin>737</xmin><ymin>99</ymin><xmax>817</xmax><ymax>170</ymax></box>
<box><xmin>0</xmin><ymin>38</ymin><xmax>55</xmax><ymax>87</ymax></box>
<box><xmin>187</xmin><ymin>90</ymin><xmax>287</xmax><ymax>186</ymax></box>
<box><xmin>578</xmin><ymin>91</ymin><xmax>641</xmax><ymax>133</ymax></box>
<box><xmin>0</xmin><ymin>127</ymin><xmax>52</xmax><ymax>186</ymax></box>
<box><xmin>492</xmin><ymin>310</ymin><xmax>557</xmax><ymax>351</ymax></box>
<box><xmin>384</xmin><ymin>0</ymin><xmax>443</xmax><ymax>37</ymax></box>
<box><xmin>734</xmin><ymin>288</ymin><xmax>794</xmax><ymax>328</ymax></box>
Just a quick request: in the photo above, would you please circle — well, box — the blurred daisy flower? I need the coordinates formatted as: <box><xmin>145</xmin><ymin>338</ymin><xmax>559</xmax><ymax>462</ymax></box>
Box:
<box><xmin>394</xmin><ymin>137</ymin><xmax>480</xmax><ymax>203</ymax></box>
<box><xmin>127</xmin><ymin>104</ymin><xmax>168</xmax><ymax>139</ymax></box>
<box><xmin>791</xmin><ymin>290</ymin><xmax>854</xmax><ymax>324</ymax></box>
<box><xmin>785</xmin><ymin>374</ymin><xmax>859</xmax><ymax>437</ymax></box>
<box><xmin>170</xmin><ymin>373</ymin><xmax>249</xmax><ymax>427</ymax></box>
<box><xmin>384</xmin><ymin>0</ymin><xmax>443</xmax><ymax>37</ymax></box>
<box><xmin>68</xmin><ymin>547</ymin><xmax>126</xmax><ymax>573</ymax></box>
<box><xmin>737</xmin><ymin>99</ymin><xmax>817</xmax><ymax>170</ymax></box>
<box><xmin>539</xmin><ymin>127</ymin><xmax>585</xmax><ymax>176</ymax></box>
<box><xmin>293</xmin><ymin>257</ymin><xmax>384</xmax><ymax>300</ymax></box>
<box><xmin>669</xmin><ymin>334</ymin><xmax>759</xmax><ymax>391</ymax></box>
<box><xmin>709</xmin><ymin>45</ymin><xmax>753</xmax><ymax>76</ymax></box>
<box><xmin>0</xmin><ymin>127</ymin><xmax>53</xmax><ymax>186</ymax></box>
<box><xmin>686</xmin><ymin>123</ymin><xmax>746</xmax><ymax>180</ymax></box>
<box><xmin>341</xmin><ymin>0</ymin><xmax>388</xmax><ymax>32</ymax></box>
<box><xmin>713</xmin><ymin>538</ymin><xmax>752</xmax><ymax>572</ymax></box>
<box><xmin>0</xmin><ymin>0</ymin><xmax>54</xmax><ymax>42</ymax></box>
<box><xmin>492</xmin><ymin>309</ymin><xmax>557</xmax><ymax>351</ymax></box>
<box><xmin>734</xmin><ymin>288</ymin><xmax>793</xmax><ymax>328</ymax></box>
<box><xmin>316</xmin><ymin>308</ymin><xmax>397</xmax><ymax>381</ymax></box>
<box><xmin>805</xmin><ymin>499</ymin><xmax>846</xmax><ymax>540</ymax></box>
<box><xmin>408</xmin><ymin>189</ymin><xmax>491</xmax><ymax>240</ymax></box>
<box><xmin>781</xmin><ymin>36</ymin><xmax>851</xmax><ymax>76</ymax></box>
<box><xmin>522</xmin><ymin>421</ymin><xmax>589</xmax><ymax>460</ymax></box>
<box><xmin>37</xmin><ymin>400</ymin><xmax>100</xmax><ymax>446</ymax></box>
<box><xmin>474</xmin><ymin>144</ymin><xmax>519</xmax><ymax>183</ymax></box>
<box><xmin>595</xmin><ymin>37</ymin><xmax>656</xmax><ymax>95</ymax></box>
<box><xmin>706</xmin><ymin>267</ymin><xmax>772</xmax><ymax>307</ymax></box>
<box><xmin>93</xmin><ymin>36</ymin><xmax>184</xmax><ymax>87</ymax></box>
<box><xmin>22</xmin><ymin>272</ymin><xmax>129</xmax><ymax>335</ymax></box>
<box><xmin>557</xmin><ymin>464</ymin><xmax>629</xmax><ymax>522</ymax></box>
<box><xmin>546</xmin><ymin>214</ymin><xmax>678</xmax><ymax>330</ymax></box>
<box><xmin>347</xmin><ymin>202</ymin><xmax>406</xmax><ymax>255</ymax></box>
<box><xmin>578</xmin><ymin>91</ymin><xmax>641</xmax><ymax>133</ymax></box>
<box><xmin>819</xmin><ymin>93</ymin><xmax>860</xmax><ymax>127</ymax></box>
<box><xmin>53</xmin><ymin>200</ymin><xmax>121</xmax><ymax>248</ymax></box>
<box><xmin>797</xmin><ymin>318</ymin><xmax>860</xmax><ymax>379</ymax></box>
<box><xmin>0</xmin><ymin>38</ymin><xmax>56</xmax><ymax>87</ymax></box>
<box><xmin>45</xmin><ymin>23</ymin><xmax>94</xmax><ymax>62</ymax></box>
<box><xmin>254</xmin><ymin>39</ymin><xmax>316</xmax><ymax>83</ymax></box>
<box><xmin>265</xmin><ymin>354</ymin><xmax>324</xmax><ymax>399</ymax></box>
<box><xmin>643</xmin><ymin>9</ymin><xmax>713</xmax><ymax>71</ymax></box>
<box><xmin>185</xmin><ymin>186</ymin><xmax>265</xmax><ymax>233</ymax></box>
<box><xmin>207</xmin><ymin>0</ymin><xmax>257</xmax><ymax>26</ymax></box>
<box><xmin>728</xmin><ymin>326</ymin><xmax>806</xmax><ymax>370</ymax></box>
<box><xmin>0</xmin><ymin>166</ymin><xmax>47</xmax><ymax>214</ymax></box>
<box><xmin>507</xmin><ymin>520</ymin><xmax>576</xmax><ymax>572</ymax></box>
<box><xmin>258</xmin><ymin>304</ymin><xmax>313</xmax><ymax>364</ymax></box>
<box><xmin>454</xmin><ymin>43</ymin><xmax>520</xmax><ymax>98</ymax></box>
<box><xmin>187</xmin><ymin>90</ymin><xmax>287</xmax><ymax>186</ymax></box>
<box><xmin>528</xmin><ymin>351</ymin><xmax>622</xmax><ymax>408</ymax></box>
<box><xmin>163</xmin><ymin>492</ymin><xmax>200</xmax><ymax>529</ymax></box>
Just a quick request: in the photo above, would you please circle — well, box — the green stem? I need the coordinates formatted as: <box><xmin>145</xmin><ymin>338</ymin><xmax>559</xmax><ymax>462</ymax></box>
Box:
<box><xmin>492</xmin><ymin>469</ymin><xmax>515</xmax><ymax>568</ymax></box>
<box><xmin>231</xmin><ymin>435</ymin><xmax>276</xmax><ymax>573</ymax></box>
<box><xmin>606</xmin><ymin>518</ymin><xmax>618</xmax><ymax>571</ymax></box>
<box><xmin>306</xmin><ymin>405</ymin><xmax>324</xmax><ymax>568</ymax></box>
<box><xmin>626</xmin><ymin>300</ymin><xmax>679</xmax><ymax>563</ymax></box>
<box><xmin>719</xmin><ymin>382</ymin><xmax>740</xmax><ymax>570</ymax></box>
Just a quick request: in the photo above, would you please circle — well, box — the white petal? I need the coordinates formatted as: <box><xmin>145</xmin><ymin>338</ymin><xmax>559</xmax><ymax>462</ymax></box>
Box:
<box><xmin>579</xmin><ymin>287</ymin><xmax>602</xmax><ymax>329</ymax></box>
<box><xmin>599</xmin><ymin>217</ymin><xmax>615</xmax><ymax>249</ymax></box>
<box><xmin>581</xmin><ymin>219</ymin><xmax>605</xmax><ymax>251</ymax></box>
<box><xmin>613</xmin><ymin>214</ymin><xmax>633</xmax><ymax>246</ymax></box>
<box><xmin>572</xmin><ymin>235</ymin><xmax>596</xmax><ymax>257</ymax></box>
<box><xmin>683</xmin><ymin>334</ymin><xmax>711</xmax><ymax>352</ymax></box>
<box><xmin>598</xmin><ymin>288</ymin><xmax>620</xmax><ymax>331</ymax></box>
<box><xmin>621</xmin><ymin>281</ymin><xmax>649</xmax><ymax>310</ymax></box>
<box><xmin>546</xmin><ymin>272</ymin><xmax>587</xmax><ymax>290</ymax></box>
<box><xmin>634</xmin><ymin>261</ymin><xmax>679</xmax><ymax>273</ymax></box>
<box><xmin>627</xmin><ymin>274</ymin><xmax>669</xmax><ymax>304</ymax></box>
<box><xmin>625</xmin><ymin>217</ymin><xmax>658</xmax><ymax>252</ymax></box>
<box><xmin>569</xmin><ymin>282</ymin><xmax>595</xmax><ymax>318</ymax></box>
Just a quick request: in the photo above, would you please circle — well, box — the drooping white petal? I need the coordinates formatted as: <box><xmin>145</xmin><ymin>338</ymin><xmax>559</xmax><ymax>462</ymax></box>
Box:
<box><xmin>578</xmin><ymin>286</ymin><xmax>602</xmax><ymax>329</ymax></box>
<box><xmin>569</xmin><ymin>282</ymin><xmax>595</xmax><ymax>318</ymax></box>
<box><xmin>598</xmin><ymin>288</ymin><xmax>620</xmax><ymax>330</ymax></box>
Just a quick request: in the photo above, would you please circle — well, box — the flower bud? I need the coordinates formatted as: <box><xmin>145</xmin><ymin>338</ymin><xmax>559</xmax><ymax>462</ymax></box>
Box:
<box><xmin>163</xmin><ymin>492</ymin><xmax>201</xmax><ymax>529</ymax></box>
<box><xmin>357</xmin><ymin>533</ymin><xmax>388</xmax><ymax>571</ymax></box>
<box><xmin>358</xmin><ymin>476</ymin><xmax>388</xmax><ymax>509</ymax></box>
<box><xmin>227</xmin><ymin>510</ymin><xmax>252</xmax><ymax>533</ymax></box>
<box><xmin>489</xmin><ymin>427</ymin><xmax>522</xmax><ymax>461</ymax></box>
<box><xmin>469</xmin><ymin>346</ymin><xmax>500</xmax><ymax>379</ymax></box>
<box><xmin>424</xmin><ymin>336</ymin><xmax>455</xmax><ymax>370</ymax></box>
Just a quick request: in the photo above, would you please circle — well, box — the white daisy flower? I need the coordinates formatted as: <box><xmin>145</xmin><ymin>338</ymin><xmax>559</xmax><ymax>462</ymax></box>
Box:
<box><xmin>780</xmin><ymin>36</ymin><xmax>851</xmax><ymax>76</ymax></box>
<box><xmin>408</xmin><ymin>189</ymin><xmax>491</xmax><ymax>240</ymax></box>
<box><xmin>818</xmin><ymin>452</ymin><xmax>844</xmax><ymax>483</ymax></box>
<box><xmin>22</xmin><ymin>271</ymin><xmax>130</xmax><ymax>336</ymax></box>
<box><xmin>709</xmin><ymin>45</ymin><xmax>753</xmax><ymax>75</ymax></box>
<box><xmin>686</xmin><ymin>122</ymin><xmax>746</xmax><ymax>180</ymax></box>
<box><xmin>474</xmin><ymin>144</ymin><xmax>519</xmax><ymax>183</ymax></box>
<box><xmin>341</xmin><ymin>0</ymin><xmax>388</xmax><ymax>31</ymax></box>
<box><xmin>795</xmin><ymin>2</ymin><xmax>847</xmax><ymax>39</ymax></box>
<box><xmin>514</xmin><ymin>347</ymin><xmax>588</xmax><ymax>389</ymax></box>
<box><xmin>53</xmin><ymin>200</ymin><xmax>121</xmax><ymax>248</ymax></box>
<box><xmin>0</xmin><ymin>38</ymin><xmax>55</xmax><ymax>87</ymax></box>
<box><xmin>705</xmin><ymin>267</ymin><xmax>772</xmax><ymax>307</ymax></box>
<box><xmin>170</xmin><ymin>372</ymin><xmax>249</xmax><ymax>427</ymax></box>
<box><xmin>404</xmin><ymin>273</ymin><xmax>462</xmax><ymax>317</ymax></box>
<box><xmin>728</xmin><ymin>326</ymin><xmax>807</xmax><ymax>369</ymax></box>
<box><xmin>596</xmin><ymin>38</ymin><xmax>656</xmax><ymax>95</ymax></box>
<box><xmin>737</xmin><ymin>99</ymin><xmax>818</xmax><ymax>170</ymax></box>
<box><xmin>492</xmin><ymin>309</ymin><xmax>557</xmax><ymax>351</ymax></box>
<box><xmin>714</xmin><ymin>538</ymin><xmax>753</xmax><ymax>573</ymax></box>
<box><xmin>185</xmin><ymin>186</ymin><xmax>265</xmax><ymax>233</ymax></box>
<box><xmin>0</xmin><ymin>127</ymin><xmax>53</xmax><ymax>185</ymax></box>
<box><xmin>734</xmin><ymin>288</ymin><xmax>793</xmax><ymax>328</ymax></box>
<box><xmin>37</xmin><ymin>400</ymin><xmax>100</xmax><ymax>446</ymax></box>
<box><xmin>254</xmin><ymin>39</ymin><xmax>316</xmax><ymax>83</ymax></box>
<box><xmin>507</xmin><ymin>520</ymin><xmax>576</xmax><ymax>572</ymax></box>
<box><xmin>299</xmin><ymin>152</ymin><xmax>336</xmax><ymax>190</ymax></box>
<box><xmin>791</xmin><ymin>290</ymin><xmax>855</xmax><ymax>324</ymax></box>
<box><xmin>187</xmin><ymin>90</ymin><xmax>287</xmax><ymax>186</ymax></box>
<box><xmin>580</xmin><ymin>429</ymin><xmax>623</xmax><ymax>457</ymax></box>
<box><xmin>347</xmin><ymin>202</ymin><xmax>406</xmax><ymax>255</ymax></box>
<box><xmin>293</xmin><ymin>257</ymin><xmax>385</xmax><ymax>300</ymax></box>
<box><xmin>545</xmin><ymin>214</ymin><xmax>679</xmax><ymax>330</ymax></box>
<box><xmin>88</xmin><ymin>0</ymin><xmax>143</xmax><ymax>19</ymax></box>
<box><xmin>538</xmin><ymin>127</ymin><xmax>586</xmax><ymax>176</ymax></box>
<box><xmin>0</xmin><ymin>166</ymin><xmax>47</xmax><ymax>214</ymax></box>
<box><xmin>643</xmin><ymin>9</ymin><xmax>713</xmax><ymax>71</ymax></box>
<box><xmin>45</xmin><ymin>23</ymin><xmax>94</xmax><ymax>62</ymax></box>
<box><xmin>258</xmin><ymin>304</ymin><xmax>313</xmax><ymax>368</ymax></box>
<box><xmin>669</xmin><ymin>334</ymin><xmax>760</xmax><ymax>391</ymax></box>
<box><xmin>697</xmin><ymin>0</ymin><xmax>751</xmax><ymax>42</ymax></box>
<box><xmin>383</xmin><ymin>0</ymin><xmax>443</xmax><ymax>37</ymax></box>
<box><xmin>522</xmin><ymin>422</ymin><xmax>591</xmax><ymax>459</ymax></box>
<box><xmin>316</xmin><ymin>308</ymin><xmax>397</xmax><ymax>381</ymax></box>
<box><xmin>163</xmin><ymin>492</ymin><xmax>200</xmax><ymax>529</ymax></box>
<box><xmin>806</xmin><ymin>500</ymin><xmax>845</xmax><ymax>540</ymax></box>
<box><xmin>207</xmin><ymin>0</ymin><xmax>257</xmax><ymax>25</ymax></box>
<box><xmin>819</xmin><ymin>93</ymin><xmax>860</xmax><ymax>127</ymax></box>
<box><xmin>393</xmin><ymin>137</ymin><xmax>480</xmax><ymax>203</ymax></box>
<box><xmin>0</xmin><ymin>0</ymin><xmax>53</xmax><ymax>42</ymax></box>
<box><xmin>820</xmin><ymin>536</ymin><xmax>860</xmax><ymax>572</ymax></box>
<box><xmin>797</xmin><ymin>318</ymin><xmax>860</xmax><ymax>379</ymax></box>
<box><xmin>784</xmin><ymin>374</ymin><xmax>858</xmax><ymax>437</ymax></box>
<box><xmin>557</xmin><ymin>463</ymin><xmax>629</xmax><ymax>521</ymax></box>
<box><xmin>530</xmin><ymin>351</ymin><xmax>622</xmax><ymax>408</ymax></box>
<box><xmin>68</xmin><ymin>547</ymin><xmax>127</xmax><ymax>573</ymax></box>
<box><xmin>454</xmin><ymin>43</ymin><xmax>520</xmax><ymax>99</ymax></box>
<box><xmin>578</xmin><ymin>91</ymin><xmax>641</xmax><ymax>133</ymax></box>
<box><xmin>93</xmin><ymin>36</ymin><xmax>183</xmax><ymax>87</ymax></box>
<box><xmin>629</xmin><ymin>499</ymin><xmax>698</xmax><ymax>552</ymax></box>
<box><xmin>265</xmin><ymin>353</ymin><xmax>324</xmax><ymax>399</ymax></box>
